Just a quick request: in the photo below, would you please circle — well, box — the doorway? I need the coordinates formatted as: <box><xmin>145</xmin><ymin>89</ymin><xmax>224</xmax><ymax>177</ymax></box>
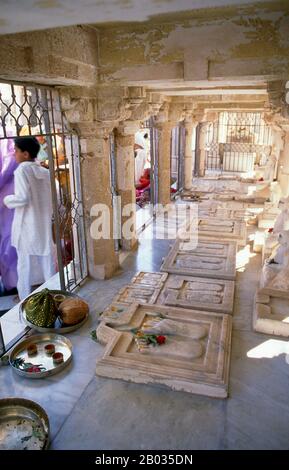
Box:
<box><xmin>201</xmin><ymin>112</ymin><xmax>272</xmax><ymax>175</ymax></box>
<box><xmin>134</xmin><ymin>118</ymin><xmax>157</xmax><ymax>231</ymax></box>
<box><xmin>170</xmin><ymin>122</ymin><xmax>185</xmax><ymax>198</ymax></box>
<box><xmin>0</xmin><ymin>82</ymin><xmax>88</xmax><ymax>350</ymax></box>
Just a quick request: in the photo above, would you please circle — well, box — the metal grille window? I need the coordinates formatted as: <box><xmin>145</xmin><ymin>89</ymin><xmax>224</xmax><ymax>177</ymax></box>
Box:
<box><xmin>145</xmin><ymin>117</ymin><xmax>159</xmax><ymax>209</ymax></box>
<box><xmin>204</xmin><ymin>112</ymin><xmax>272</xmax><ymax>173</ymax></box>
<box><xmin>0</xmin><ymin>82</ymin><xmax>88</xmax><ymax>353</ymax></box>
<box><xmin>171</xmin><ymin>123</ymin><xmax>185</xmax><ymax>193</ymax></box>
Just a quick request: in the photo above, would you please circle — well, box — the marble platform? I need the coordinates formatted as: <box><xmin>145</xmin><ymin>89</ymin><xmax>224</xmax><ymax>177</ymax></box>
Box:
<box><xmin>186</xmin><ymin>218</ymin><xmax>247</xmax><ymax>246</ymax></box>
<box><xmin>161</xmin><ymin>238</ymin><xmax>236</xmax><ymax>280</ymax></box>
<box><xmin>96</xmin><ymin>303</ymin><xmax>232</xmax><ymax>398</ymax></box>
<box><xmin>157</xmin><ymin>275</ymin><xmax>235</xmax><ymax>314</ymax></box>
<box><xmin>253</xmin><ymin>290</ymin><xmax>289</xmax><ymax>337</ymax></box>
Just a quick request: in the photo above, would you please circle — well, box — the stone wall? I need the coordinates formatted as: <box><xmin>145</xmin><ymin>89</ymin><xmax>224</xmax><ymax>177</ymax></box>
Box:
<box><xmin>98</xmin><ymin>3</ymin><xmax>289</xmax><ymax>84</ymax></box>
<box><xmin>0</xmin><ymin>26</ymin><xmax>98</xmax><ymax>86</ymax></box>
<box><xmin>1</xmin><ymin>3</ymin><xmax>289</xmax><ymax>277</ymax></box>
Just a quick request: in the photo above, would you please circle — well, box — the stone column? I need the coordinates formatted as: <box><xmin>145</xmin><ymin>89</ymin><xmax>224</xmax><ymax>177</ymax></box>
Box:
<box><xmin>184</xmin><ymin>119</ymin><xmax>197</xmax><ymax>189</ymax></box>
<box><xmin>196</xmin><ymin>111</ymin><xmax>218</xmax><ymax>177</ymax></box>
<box><xmin>79</xmin><ymin>124</ymin><xmax>120</xmax><ymax>279</ymax></box>
<box><xmin>271</xmin><ymin>127</ymin><xmax>284</xmax><ymax>180</ymax></box>
<box><xmin>156</xmin><ymin>121</ymin><xmax>175</xmax><ymax>206</ymax></box>
<box><xmin>115</xmin><ymin>120</ymin><xmax>139</xmax><ymax>251</ymax></box>
<box><xmin>279</xmin><ymin>126</ymin><xmax>289</xmax><ymax>197</ymax></box>
<box><xmin>198</xmin><ymin>122</ymin><xmax>209</xmax><ymax>177</ymax></box>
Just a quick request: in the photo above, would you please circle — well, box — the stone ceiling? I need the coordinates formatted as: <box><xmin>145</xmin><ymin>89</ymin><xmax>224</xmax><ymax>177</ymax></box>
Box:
<box><xmin>0</xmin><ymin>0</ymin><xmax>278</xmax><ymax>35</ymax></box>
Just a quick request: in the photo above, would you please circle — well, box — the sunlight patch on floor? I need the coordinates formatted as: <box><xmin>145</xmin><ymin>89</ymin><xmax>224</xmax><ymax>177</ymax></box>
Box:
<box><xmin>247</xmin><ymin>338</ymin><xmax>289</xmax><ymax>360</ymax></box>
<box><xmin>236</xmin><ymin>244</ymin><xmax>256</xmax><ymax>271</ymax></box>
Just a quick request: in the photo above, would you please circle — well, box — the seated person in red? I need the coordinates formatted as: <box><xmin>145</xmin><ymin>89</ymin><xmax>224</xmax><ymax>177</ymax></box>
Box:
<box><xmin>136</xmin><ymin>168</ymin><xmax>150</xmax><ymax>190</ymax></box>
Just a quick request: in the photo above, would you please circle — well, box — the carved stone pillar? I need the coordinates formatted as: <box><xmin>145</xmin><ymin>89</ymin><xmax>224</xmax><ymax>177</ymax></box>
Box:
<box><xmin>156</xmin><ymin>121</ymin><xmax>175</xmax><ymax>205</ymax></box>
<box><xmin>190</xmin><ymin>110</ymin><xmax>208</xmax><ymax>177</ymax></box>
<box><xmin>79</xmin><ymin>124</ymin><xmax>120</xmax><ymax>279</ymax></box>
<box><xmin>271</xmin><ymin>127</ymin><xmax>284</xmax><ymax>180</ymax></box>
<box><xmin>115</xmin><ymin>120</ymin><xmax>139</xmax><ymax>251</ymax></box>
<box><xmin>278</xmin><ymin>125</ymin><xmax>289</xmax><ymax>197</ymax></box>
<box><xmin>184</xmin><ymin>119</ymin><xmax>198</xmax><ymax>189</ymax></box>
<box><xmin>197</xmin><ymin>122</ymin><xmax>209</xmax><ymax>177</ymax></box>
<box><xmin>60</xmin><ymin>86</ymin><xmax>122</xmax><ymax>279</ymax></box>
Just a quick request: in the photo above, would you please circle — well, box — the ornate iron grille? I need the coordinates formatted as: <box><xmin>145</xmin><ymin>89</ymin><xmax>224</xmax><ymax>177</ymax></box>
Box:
<box><xmin>204</xmin><ymin>112</ymin><xmax>272</xmax><ymax>173</ymax></box>
<box><xmin>0</xmin><ymin>82</ymin><xmax>88</xmax><ymax>293</ymax></box>
<box><xmin>147</xmin><ymin>116</ymin><xmax>159</xmax><ymax>209</ymax></box>
<box><xmin>171</xmin><ymin>123</ymin><xmax>185</xmax><ymax>194</ymax></box>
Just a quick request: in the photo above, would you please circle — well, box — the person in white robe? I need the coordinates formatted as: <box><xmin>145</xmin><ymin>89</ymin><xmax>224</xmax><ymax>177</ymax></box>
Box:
<box><xmin>4</xmin><ymin>136</ymin><xmax>55</xmax><ymax>300</ymax></box>
<box><xmin>134</xmin><ymin>131</ymin><xmax>149</xmax><ymax>184</ymax></box>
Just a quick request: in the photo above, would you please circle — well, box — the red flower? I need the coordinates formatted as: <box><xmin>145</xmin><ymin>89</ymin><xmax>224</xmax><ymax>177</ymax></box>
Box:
<box><xmin>27</xmin><ymin>366</ymin><xmax>41</xmax><ymax>373</ymax></box>
<box><xmin>268</xmin><ymin>227</ymin><xmax>274</xmax><ymax>233</ymax></box>
<box><xmin>259</xmin><ymin>177</ymin><xmax>264</xmax><ymax>181</ymax></box>
<box><xmin>156</xmin><ymin>335</ymin><xmax>166</xmax><ymax>345</ymax></box>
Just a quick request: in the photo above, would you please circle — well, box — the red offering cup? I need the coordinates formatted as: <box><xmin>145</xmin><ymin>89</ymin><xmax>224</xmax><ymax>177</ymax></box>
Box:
<box><xmin>27</xmin><ymin>343</ymin><xmax>37</xmax><ymax>356</ymax></box>
<box><xmin>52</xmin><ymin>352</ymin><xmax>64</xmax><ymax>365</ymax></box>
<box><xmin>44</xmin><ymin>344</ymin><xmax>55</xmax><ymax>356</ymax></box>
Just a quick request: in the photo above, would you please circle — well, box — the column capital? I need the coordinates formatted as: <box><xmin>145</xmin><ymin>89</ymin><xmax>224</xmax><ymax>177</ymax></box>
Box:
<box><xmin>154</xmin><ymin>120</ymin><xmax>177</xmax><ymax>131</ymax></box>
<box><xmin>183</xmin><ymin>117</ymin><xmax>199</xmax><ymax>129</ymax></box>
<box><xmin>267</xmin><ymin>80</ymin><xmax>287</xmax><ymax>112</ymax></box>
<box><xmin>146</xmin><ymin>92</ymin><xmax>165</xmax><ymax>117</ymax></box>
<box><xmin>117</xmin><ymin>120</ymin><xmax>141</xmax><ymax>136</ymax></box>
<box><xmin>76</xmin><ymin>122</ymin><xmax>113</xmax><ymax>139</ymax></box>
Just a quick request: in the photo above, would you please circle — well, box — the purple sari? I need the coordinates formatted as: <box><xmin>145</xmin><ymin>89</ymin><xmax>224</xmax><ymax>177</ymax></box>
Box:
<box><xmin>0</xmin><ymin>137</ymin><xmax>18</xmax><ymax>290</ymax></box>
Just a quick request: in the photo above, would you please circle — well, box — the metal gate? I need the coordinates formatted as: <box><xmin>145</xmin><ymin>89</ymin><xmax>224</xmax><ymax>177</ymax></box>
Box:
<box><xmin>0</xmin><ymin>82</ymin><xmax>88</xmax><ymax>293</ymax></box>
<box><xmin>109</xmin><ymin>129</ymin><xmax>121</xmax><ymax>251</ymax></box>
<box><xmin>171</xmin><ymin>122</ymin><xmax>186</xmax><ymax>192</ymax></box>
<box><xmin>204</xmin><ymin>112</ymin><xmax>272</xmax><ymax>173</ymax></box>
<box><xmin>147</xmin><ymin>117</ymin><xmax>159</xmax><ymax>210</ymax></box>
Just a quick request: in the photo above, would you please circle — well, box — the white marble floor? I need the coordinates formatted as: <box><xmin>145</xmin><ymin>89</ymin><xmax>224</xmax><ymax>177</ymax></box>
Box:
<box><xmin>1</xmin><ymin>205</ymin><xmax>289</xmax><ymax>449</ymax></box>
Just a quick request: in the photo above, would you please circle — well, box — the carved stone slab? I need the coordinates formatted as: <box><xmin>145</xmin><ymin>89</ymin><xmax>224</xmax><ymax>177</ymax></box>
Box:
<box><xmin>186</xmin><ymin>218</ymin><xmax>247</xmax><ymax>245</ymax></box>
<box><xmin>257</xmin><ymin>208</ymin><xmax>280</xmax><ymax>229</ymax></box>
<box><xmin>157</xmin><ymin>275</ymin><xmax>235</xmax><ymax>314</ymax></box>
<box><xmin>253</xmin><ymin>290</ymin><xmax>289</xmax><ymax>337</ymax></box>
<box><xmin>234</xmin><ymin>194</ymin><xmax>267</xmax><ymax>204</ymax></box>
<box><xmin>189</xmin><ymin>179</ymin><xmax>244</xmax><ymax>193</ymax></box>
<box><xmin>161</xmin><ymin>238</ymin><xmax>236</xmax><ymax>280</ymax></box>
<box><xmin>199</xmin><ymin>208</ymin><xmax>247</xmax><ymax>220</ymax></box>
<box><xmin>180</xmin><ymin>193</ymin><xmax>209</xmax><ymax>202</ymax></box>
<box><xmin>112</xmin><ymin>284</ymin><xmax>162</xmax><ymax>305</ymax></box>
<box><xmin>131</xmin><ymin>271</ymin><xmax>168</xmax><ymax>287</ymax></box>
<box><xmin>259</xmin><ymin>277</ymin><xmax>289</xmax><ymax>299</ymax></box>
<box><xmin>96</xmin><ymin>303</ymin><xmax>232</xmax><ymax>398</ymax></box>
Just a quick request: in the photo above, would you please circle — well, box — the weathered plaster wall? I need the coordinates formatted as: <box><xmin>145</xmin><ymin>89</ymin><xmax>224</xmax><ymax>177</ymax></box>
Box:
<box><xmin>0</xmin><ymin>1</ymin><xmax>276</xmax><ymax>35</ymax></box>
<box><xmin>98</xmin><ymin>2</ymin><xmax>289</xmax><ymax>84</ymax></box>
<box><xmin>0</xmin><ymin>26</ymin><xmax>98</xmax><ymax>85</ymax></box>
<box><xmin>0</xmin><ymin>3</ymin><xmax>288</xmax><ymax>92</ymax></box>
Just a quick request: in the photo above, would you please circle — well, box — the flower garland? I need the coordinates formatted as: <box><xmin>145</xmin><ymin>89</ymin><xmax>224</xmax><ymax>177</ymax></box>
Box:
<box><xmin>134</xmin><ymin>330</ymin><xmax>167</xmax><ymax>352</ymax></box>
<box><xmin>11</xmin><ymin>358</ymin><xmax>46</xmax><ymax>373</ymax></box>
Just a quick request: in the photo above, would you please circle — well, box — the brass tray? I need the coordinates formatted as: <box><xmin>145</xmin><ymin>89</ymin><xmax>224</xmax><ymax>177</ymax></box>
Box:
<box><xmin>20</xmin><ymin>290</ymin><xmax>89</xmax><ymax>333</ymax></box>
<box><xmin>9</xmin><ymin>333</ymin><xmax>72</xmax><ymax>379</ymax></box>
<box><xmin>0</xmin><ymin>398</ymin><xmax>49</xmax><ymax>450</ymax></box>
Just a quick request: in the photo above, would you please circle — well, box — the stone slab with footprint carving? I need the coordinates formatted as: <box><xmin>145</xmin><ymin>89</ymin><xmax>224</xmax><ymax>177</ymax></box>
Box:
<box><xmin>96</xmin><ymin>303</ymin><xmax>232</xmax><ymax>398</ymax></box>
<box><xmin>161</xmin><ymin>238</ymin><xmax>237</xmax><ymax>280</ymax></box>
<box><xmin>157</xmin><ymin>275</ymin><xmax>235</xmax><ymax>314</ymax></box>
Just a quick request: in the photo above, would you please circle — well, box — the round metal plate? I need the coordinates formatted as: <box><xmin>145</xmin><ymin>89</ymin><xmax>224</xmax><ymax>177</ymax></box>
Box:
<box><xmin>0</xmin><ymin>398</ymin><xmax>49</xmax><ymax>450</ymax></box>
<box><xmin>20</xmin><ymin>290</ymin><xmax>88</xmax><ymax>333</ymax></box>
<box><xmin>9</xmin><ymin>333</ymin><xmax>73</xmax><ymax>379</ymax></box>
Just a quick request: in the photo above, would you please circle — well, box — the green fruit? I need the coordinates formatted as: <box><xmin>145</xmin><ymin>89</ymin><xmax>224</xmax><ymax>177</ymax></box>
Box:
<box><xmin>25</xmin><ymin>289</ymin><xmax>57</xmax><ymax>328</ymax></box>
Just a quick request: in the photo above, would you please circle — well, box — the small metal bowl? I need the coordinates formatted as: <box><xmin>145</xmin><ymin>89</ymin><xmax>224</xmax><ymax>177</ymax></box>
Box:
<box><xmin>20</xmin><ymin>290</ymin><xmax>89</xmax><ymax>334</ymax></box>
<box><xmin>0</xmin><ymin>398</ymin><xmax>49</xmax><ymax>450</ymax></box>
<box><xmin>9</xmin><ymin>333</ymin><xmax>73</xmax><ymax>379</ymax></box>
